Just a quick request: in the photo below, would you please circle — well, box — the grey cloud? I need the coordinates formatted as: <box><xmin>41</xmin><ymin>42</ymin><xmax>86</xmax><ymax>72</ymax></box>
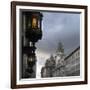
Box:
<box><xmin>36</xmin><ymin>11</ymin><xmax>80</xmax><ymax>56</ymax></box>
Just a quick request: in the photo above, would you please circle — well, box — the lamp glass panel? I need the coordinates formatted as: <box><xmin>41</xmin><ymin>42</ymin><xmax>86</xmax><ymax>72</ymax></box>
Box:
<box><xmin>32</xmin><ymin>18</ymin><xmax>37</xmax><ymax>28</ymax></box>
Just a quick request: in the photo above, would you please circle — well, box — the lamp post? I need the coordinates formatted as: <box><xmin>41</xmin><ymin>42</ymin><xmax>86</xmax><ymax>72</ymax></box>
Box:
<box><xmin>22</xmin><ymin>11</ymin><xmax>43</xmax><ymax>78</ymax></box>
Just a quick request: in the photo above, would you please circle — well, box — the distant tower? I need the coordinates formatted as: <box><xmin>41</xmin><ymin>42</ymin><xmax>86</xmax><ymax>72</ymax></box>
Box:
<box><xmin>21</xmin><ymin>11</ymin><xmax>43</xmax><ymax>78</ymax></box>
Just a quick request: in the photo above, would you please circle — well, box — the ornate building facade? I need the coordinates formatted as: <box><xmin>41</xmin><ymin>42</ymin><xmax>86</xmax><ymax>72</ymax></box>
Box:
<box><xmin>41</xmin><ymin>46</ymin><xmax>80</xmax><ymax>77</ymax></box>
<box><xmin>41</xmin><ymin>55</ymin><xmax>56</xmax><ymax>77</ymax></box>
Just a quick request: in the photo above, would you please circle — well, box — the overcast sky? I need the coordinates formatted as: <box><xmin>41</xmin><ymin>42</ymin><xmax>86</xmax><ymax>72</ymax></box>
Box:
<box><xmin>35</xmin><ymin>11</ymin><xmax>80</xmax><ymax>78</ymax></box>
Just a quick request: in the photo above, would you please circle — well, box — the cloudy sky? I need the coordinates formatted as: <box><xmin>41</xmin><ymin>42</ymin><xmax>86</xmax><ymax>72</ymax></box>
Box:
<box><xmin>35</xmin><ymin>11</ymin><xmax>80</xmax><ymax>78</ymax></box>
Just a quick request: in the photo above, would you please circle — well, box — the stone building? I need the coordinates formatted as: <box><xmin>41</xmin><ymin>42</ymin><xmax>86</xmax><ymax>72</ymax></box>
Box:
<box><xmin>41</xmin><ymin>67</ymin><xmax>47</xmax><ymax>77</ymax></box>
<box><xmin>41</xmin><ymin>46</ymin><xmax>80</xmax><ymax>77</ymax></box>
<box><xmin>41</xmin><ymin>52</ymin><xmax>65</xmax><ymax>78</ymax></box>
<box><xmin>52</xmin><ymin>52</ymin><xmax>65</xmax><ymax>77</ymax></box>
<box><xmin>64</xmin><ymin>46</ymin><xmax>80</xmax><ymax>76</ymax></box>
<box><xmin>41</xmin><ymin>55</ymin><xmax>56</xmax><ymax>78</ymax></box>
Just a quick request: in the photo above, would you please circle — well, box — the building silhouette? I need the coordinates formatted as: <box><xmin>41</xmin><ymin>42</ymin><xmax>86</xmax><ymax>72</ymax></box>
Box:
<box><xmin>41</xmin><ymin>46</ymin><xmax>80</xmax><ymax>77</ymax></box>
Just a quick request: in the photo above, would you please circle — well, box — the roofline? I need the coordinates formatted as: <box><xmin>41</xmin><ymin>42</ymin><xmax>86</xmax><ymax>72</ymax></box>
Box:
<box><xmin>65</xmin><ymin>46</ymin><xmax>80</xmax><ymax>60</ymax></box>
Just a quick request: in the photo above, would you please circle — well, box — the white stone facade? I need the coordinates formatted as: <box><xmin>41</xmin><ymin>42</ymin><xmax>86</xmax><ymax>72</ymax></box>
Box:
<box><xmin>41</xmin><ymin>46</ymin><xmax>80</xmax><ymax>77</ymax></box>
<box><xmin>64</xmin><ymin>47</ymin><xmax>80</xmax><ymax>76</ymax></box>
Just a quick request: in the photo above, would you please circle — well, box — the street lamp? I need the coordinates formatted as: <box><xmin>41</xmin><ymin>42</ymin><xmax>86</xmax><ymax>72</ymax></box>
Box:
<box><xmin>22</xmin><ymin>11</ymin><xmax>43</xmax><ymax>78</ymax></box>
<box><xmin>25</xmin><ymin>12</ymin><xmax>42</xmax><ymax>42</ymax></box>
